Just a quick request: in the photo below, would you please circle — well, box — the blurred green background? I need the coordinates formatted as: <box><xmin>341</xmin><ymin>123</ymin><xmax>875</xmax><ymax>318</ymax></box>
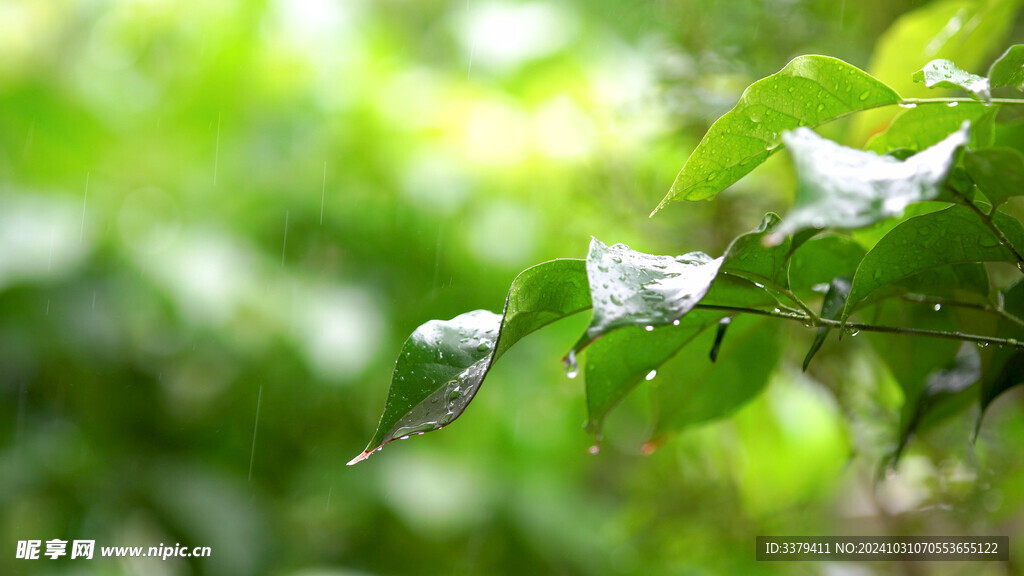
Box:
<box><xmin>1</xmin><ymin>0</ymin><xmax>1023</xmax><ymax>574</ymax></box>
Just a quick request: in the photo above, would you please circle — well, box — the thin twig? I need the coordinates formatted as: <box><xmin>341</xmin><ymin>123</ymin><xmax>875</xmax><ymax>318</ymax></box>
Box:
<box><xmin>694</xmin><ymin>303</ymin><xmax>1024</xmax><ymax>349</ymax></box>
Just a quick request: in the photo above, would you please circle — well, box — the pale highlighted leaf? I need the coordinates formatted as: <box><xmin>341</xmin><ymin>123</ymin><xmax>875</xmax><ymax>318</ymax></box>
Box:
<box><xmin>651</xmin><ymin>56</ymin><xmax>900</xmax><ymax>213</ymax></box>
<box><xmin>913</xmin><ymin>59</ymin><xmax>991</xmax><ymax>102</ymax></box>
<box><xmin>768</xmin><ymin>124</ymin><xmax>969</xmax><ymax>243</ymax></box>
<box><xmin>349</xmin><ymin>259</ymin><xmax>590</xmax><ymax>464</ymax></box>
<box><xmin>989</xmin><ymin>44</ymin><xmax>1024</xmax><ymax>90</ymax></box>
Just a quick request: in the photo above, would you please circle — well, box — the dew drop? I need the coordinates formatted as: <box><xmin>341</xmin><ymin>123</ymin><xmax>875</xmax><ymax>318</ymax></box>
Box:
<box><xmin>644</xmin><ymin>325</ymin><xmax>655</xmax><ymax>332</ymax></box>
<box><xmin>672</xmin><ymin>319</ymin><xmax>681</xmax><ymax>326</ymax></box>
<box><xmin>977</xmin><ymin>342</ymin><xmax>989</xmax><ymax>348</ymax></box>
<box><xmin>587</xmin><ymin>444</ymin><xmax>601</xmax><ymax>455</ymax></box>
<box><xmin>898</xmin><ymin>102</ymin><xmax>917</xmax><ymax>109</ymax></box>
<box><xmin>563</xmin><ymin>350</ymin><xmax>579</xmax><ymax>379</ymax></box>
<box><xmin>947</xmin><ymin>101</ymin><xmax>959</xmax><ymax>107</ymax></box>
<box><xmin>645</xmin><ymin>370</ymin><xmax>657</xmax><ymax>381</ymax></box>
<box><xmin>859</xmin><ymin>90</ymin><xmax>871</xmax><ymax>101</ymax></box>
<box><xmin>1017</xmin><ymin>261</ymin><xmax>1024</xmax><ymax>273</ymax></box>
<box><xmin>933</xmin><ymin>304</ymin><xmax>942</xmax><ymax>312</ymax></box>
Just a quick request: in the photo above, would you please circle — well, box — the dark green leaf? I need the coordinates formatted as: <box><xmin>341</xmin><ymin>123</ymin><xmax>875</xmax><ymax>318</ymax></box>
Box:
<box><xmin>912</xmin><ymin>59</ymin><xmax>991</xmax><ymax>102</ymax></box>
<box><xmin>865</xmin><ymin>102</ymin><xmax>993</xmax><ymax>154</ymax></box>
<box><xmin>989</xmin><ymin>44</ymin><xmax>1024</xmax><ymax>90</ymax></box>
<box><xmin>582</xmin><ymin>273</ymin><xmax>780</xmax><ymax>436</ymax></box>
<box><xmin>894</xmin><ymin>345</ymin><xmax>981</xmax><ymax>464</ymax></box>
<box><xmin>350</xmin><ymin>259</ymin><xmax>590</xmax><ymax>464</ymax></box>
<box><xmin>575</xmin><ymin>238</ymin><xmax>721</xmax><ymax>348</ymax></box>
<box><xmin>980</xmin><ymin>280</ymin><xmax>1024</xmax><ymax>426</ymax></box>
<box><xmin>965</xmin><ymin>148</ymin><xmax>1024</xmax><ymax>207</ymax></box>
<box><xmin>803</xmin><ymin>278</ymin><xmax>851</xmax><ymax>371</ymax></box>
<box><xmin>844</xmin><ymin>205</ymin><xmax>1024</xmax><ymax>318</ymax></box>
<box><xmin>651</xmin><ymin>56</ymin><xmax>900</xmax><ymax>212</ymax></box>
<box><xmin>771</xmin><ymin>125</ymin><xmax>969</xmax><ymax>241</ymax></box>
<box><xmin>650</xmin><ymin>315</ymin><xmax>782</xmax><ymax>437</ymax></box>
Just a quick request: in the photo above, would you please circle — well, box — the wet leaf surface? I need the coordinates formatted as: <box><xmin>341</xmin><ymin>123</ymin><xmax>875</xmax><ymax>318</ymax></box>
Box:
<box><xmin>913</xmin><ymin>58</ymin><xmax>991</xmax><ymax>102</ymax></box>
<box><xmin>652</xmin><ymin>55</ymin><xmax>900</xmax><ymax>212</ymax></box>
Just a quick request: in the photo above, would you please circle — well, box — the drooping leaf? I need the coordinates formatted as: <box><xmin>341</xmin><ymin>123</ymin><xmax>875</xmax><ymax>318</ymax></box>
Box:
<box><xmin>865</xmin><ymin>102</ymin><xmax>994</xmax><ymax>154</ymax></box>
<box><xmin>719</xmin><ymin>212</ymin><xmax>790</xmax><ymax>286</ymax></box>
<box><xmin>894</xmin><ymin>344</ymin><xmax>981</xmax><ymax>464</ymax></box>
<box><xmin>803</xmin><ymin>278</ymin><xmax>851</xmax><ymax>371</ymax></box>
<box><xmin>965</xmin><ymin>148</ymin><xmax>1024</xmax><ymax>207</ymax></box>
<box><xmin>844</xmin><ymin>205</ymin><xmax>1024</xmax><ymax>318</ymax></box>
<box><xmin>574</xmin><ymin>238</ymin><xmax>721</xmax><ymax>349</ymax></box>
<box><xmin>863</xmin><ymin>300</ymin><xmax>962</xmax><ymax>461</ymax></box>
<box><xmin>582</xmin><ymin>273</ymin><xmax>780</xmax><ymax>436</ymax></box>
<box><xmin>851</xmin><ymin>0</ymin><xmax>1023</xmax><ymax>142</ymax></box>
<box><xmin>649</xmin><ymin>315</ymin><xmax>782</xmax><ymax>437</ymax></box>
<box><xmin>979</xmin><ymin>280</ymin><xmax>1024</xmax><ymax>426</ymax></box>
<box><xmin>912</xmin><ymin>59</ymin><xmax>991</xmax><ymax>102</ymax></box>
<box><xmin>651</xmin><ymin>56</ymin><xmax>900</xmax><ymax>212</ymax></box>
<box><xmin>989</xmin><ymin>44</ymin><xmax>1024</xmax><ymax>90</ymax></box>
<box><xmin>770</xmin><ymin>124</ymin><xmax>969</xmax><ymax>242</ymax></box>
<box><xmin>349</xmin><ymin>259</ymin><xmax>591</xmax><ymax>464</ymax></box>
<box><xmin>787</xmin><ymin>235</ymin><xmax>866</xmax><ymax>295</ymax></box>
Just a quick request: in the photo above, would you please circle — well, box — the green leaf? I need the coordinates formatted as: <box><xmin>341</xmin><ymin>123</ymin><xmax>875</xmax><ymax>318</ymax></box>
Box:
<box><xmin>912</xmin><ymin>59</ymin><xmax>991</xmax><ymax>102</ymax></box>
<box><xmin>965</xmin><ymin>148</ymin><xmax>1024</xmax><ymax>207</ymax></box>
<box><xmin>844</xmin><ymin>205</ymin><xmax>1024</xmax><ymax>318</ymax></box>
<box><xmin>865</xmin><ymin>102</ymin><xmax>994</xmax><ymax>154</ymax></box>
<box><xmin>788</xmin><ymin>235</ymin><xmax>866</xmax><ymax>295</ymax></box>
<box><xmin>651</xmin><ymin>56</ymin><xmax>900</xmax><ymax>212</ymax></box>
<box><xmin>988</xmin><ymin>44</ymin><xmax>1024</xmax><ymax>90</ymax></box>
<box><xmin>803</xmin><ymin>278</ymin><xmax>851</xmax><ymax>371</ymax></box>
<box><xmin>574</xmin><ymin>238</ymin><xmax>721</xmax><ymax>348</ymax></box>
<box><xmin>583</xmin><ymin>311</ymin><xmax>720</xmax><ymax>435</ymax></box>
<box><xmin>979</xmin><ymin>280</ymin><xmax>1024</xmax><ymax>425</ymax></box>
<box><xmin>894</xmin><ymin>345</ymin><xmax>981</xmax><ymax>463</ymax></box>
<box><xmin>771</xmin><ymin>124</ymin><xmax>969</xmax><ymax>241</ymax></box>
<box><xmin>650</xmin><ymin>315</ymin><xmax>782</xmax><ymax>437</ymax></box>
<box><xmin>719</xmin><ymin>213</ymin><xmax>790</xmax><ymax>286</ymax></box>
<box><xmin>350</xmin><ymin>259</ymin><xmax>591</xmax><ymax>464</ymax></box>
<box><xmin>581</xmin><ymin>215</ymin><xmax>788</xmax><ymax>435</ymax></box>
<box><xmin>851</xmin><ymin>0</ymin><xmax>1023</xmax><ymax>142</ymax></box>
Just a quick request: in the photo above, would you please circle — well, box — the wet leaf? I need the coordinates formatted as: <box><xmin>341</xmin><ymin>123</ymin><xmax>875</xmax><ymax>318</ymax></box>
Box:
<box><xmin>844</xmin><ymin>205</ymin><xmax>1024</xmax><ymax>318</ymax></box>
<box><xmin>912</xmin><ymin>59</ymin><xmax>991</xmax><ymax>102</ymax></box>
<box><xmin>965</xmin><ymin>148</ymin><xmax>1024</xmax><ymax>208</ymax></box>
<box><xmin>574</xmin><ymin>238</ymin><xmax>721</xmax><ymax>348</ymax></box>
<box><xmin>988</xmin><ymin>44</ymin><xmax>1024</xmax><ymax>90</ymax></box>
<box><xmin>770</xmin><ymin>125</ymin><xmax>969</xmax><ymax>242</ymax></box>
<box><xmin>803</xmin><ymin>278</ymin><xmax>851</xmax><ymax>371</ymax></box>
<box><xmin>650</xmin><ymin>315</ymin><xmax>782</xmax><ymax>437</ymax></box>
<box><xmin>865</xmin><ymin>102</ymin><xmax>994</xmax><ymax>154</ymax></box>
<box><xmin>349</xmin><ymin>259</ymin><xmax>590</xmax><ymax>464</ymax></box>
<box><xmin>651</xmin><ymin>56</ymin><xmax>899</xmax><ymax>212</ymax></box>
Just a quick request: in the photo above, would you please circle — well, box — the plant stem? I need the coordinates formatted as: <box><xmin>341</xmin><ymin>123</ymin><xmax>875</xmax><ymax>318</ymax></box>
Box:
<box><xmin>901</xmin><ymin>293</ymin><xmax>1024</xmax><ymax>330</ymax></box>
<box><xmin>695</xmin><ymin>304</ymin><xmax>1024</xmax><ymax>349</ymax></box>
<box><xmin>720</xmin><ymin>270</ymin><xmax>820</xmax><ymax>322</ymax></box>
<box><xmin>949</xmin><ymin>188</ymin><xmax>1024</xmax><ymax>271</ymax></box>
<box><xmin>900</xmin><ymin>97</ymin><xmax>1024</xmax><ymax>105</ymax></box>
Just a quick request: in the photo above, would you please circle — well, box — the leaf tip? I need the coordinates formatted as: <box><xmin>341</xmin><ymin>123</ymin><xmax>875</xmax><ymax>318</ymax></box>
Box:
<box><xmin>346</xmin><ymin>449</ymin><xmax>375</xmax><ymax>466</ymax></box>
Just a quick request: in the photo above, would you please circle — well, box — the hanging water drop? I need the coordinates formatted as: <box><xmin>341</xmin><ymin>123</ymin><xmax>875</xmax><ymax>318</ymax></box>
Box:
<box><xmin>977</xmin><ymin>342</ymin><xmax>989</xmax><ymax>348</ymax></box>
<box><xmin>933</xmin><ymin>304</ymin><xmax>942</xmax><ymax>311</ymax></box>
<box><xmin>563</xmin><ymin>350</ymin><xmax>579</xmax><ymax>379</ymax></box>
